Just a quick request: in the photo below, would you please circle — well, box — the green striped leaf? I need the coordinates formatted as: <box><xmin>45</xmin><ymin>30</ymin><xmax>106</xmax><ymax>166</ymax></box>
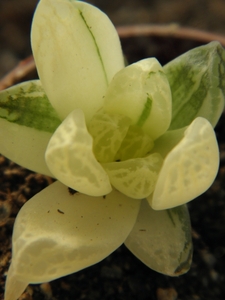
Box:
<box><xmin>103</xmin><ymin>58</ymin><xmax>172</xmax><ymax>140</ymax></box>
<box><xmin>0</xmin><ymin>80</ymin><xmax>61</xmax><ymax>132</ymax></box>
<box><xmin>164</xmin><ymin>41</ymin><xmax>225</xmax><ymax>129</ymax></box>
<box><xmin>125</xmin><ymin>200</ymin><xmax>192</xmax><ymax>276</ymax></box>
<box><xmin>0</xmin><ymin>80</ymin><xmax>61</xmax><ymax>175</ymax></box>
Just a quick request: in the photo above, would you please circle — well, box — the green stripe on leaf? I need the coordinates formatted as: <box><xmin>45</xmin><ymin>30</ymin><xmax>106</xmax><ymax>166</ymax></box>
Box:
<box><xmin>136</xmin><ymin>96</ymin><xmax>152</xmax><ymax>127</ymax></box>
<box><xmin>79</xmin><ymin>10</ymin><xmax>108</xmax><ymax>86</ymax></box>
<box><xmin>0</xmin><ymin>80</ymin><xmax>61</xmax><ymax>132</ymax></box>
<box><xmin>167</xmin><ymin>205</ymin><xmax>193</xmax><ymax>275</ymax></box>
<box><xmin>125</xmin><ymin>200</ymin><xmax>192</xmax><ymax>276</ymax></box>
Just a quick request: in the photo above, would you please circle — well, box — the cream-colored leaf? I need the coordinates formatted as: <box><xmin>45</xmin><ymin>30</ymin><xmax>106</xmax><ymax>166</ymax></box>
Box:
<box><xmin>31</xmin><ymin>0</ymin><xmax>124</xmax><ymax>123</ymax></box>
<box><xmin>5</xmin><ymin>182</ymin><xmax>140</xmax><ymax>300</ymax></box>
<box><xmin>125</xmin><ymin>200</ymin><xmax>192</xmax><ymax>276</ymax></box>
<box><xmin>46</xmin><ymin>109</ymin><xmax>112</xmax><ymax>196</ymax></box>
<box><xmin>149</xmin><ymin>117</ymin><xmax>219</xmax><ymax>210</ymax></box>
<box><xmin>0</xmin><ymin>118</ymin><xmax>52</xmax><ymax>176</ymax></box>
<box><xmin>0</xmin><ymin>80</ymin><xmax>60</xmax><ymax>176</ymax></box>
<box><xmin>103</xmin><ymin>58</ymin><xmax>172</xmax><ymax>139</ymax></box>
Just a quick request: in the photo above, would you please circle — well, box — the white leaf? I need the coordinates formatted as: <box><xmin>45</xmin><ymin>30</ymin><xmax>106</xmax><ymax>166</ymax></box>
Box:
<box><xmin>46</xmin><ymin>109</ymin><xmax>112</xmax><ymax>196</ymax></box>
<box><xmin>31</xmin><ymin>0</ymin><xmax>124</xmax><ymax>123</ymax></box>
<box><xmin>149</xmin><ymin>117</ymin><xmax>219</xmax><ymax>209</ymax></box>
<box><xmin>5</xmin><ymin>182</ymin><xmax>140</xmax><ymax>300</ymax></box>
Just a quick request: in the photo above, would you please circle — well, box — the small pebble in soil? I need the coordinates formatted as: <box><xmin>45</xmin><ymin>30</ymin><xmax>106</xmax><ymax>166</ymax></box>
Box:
<box><xmin>156</xmin><ymin>287</ymin><xmax>178</xmax><ymax>300</ymax></box>
<box><xmin>0</xmin><ymin>200</ymin><xmax>11</xmax><ymax>226</ymax></box>
<box><xmin>40</xmin><ymin>282</ymin><xmax>52</xmax><ymax>299</ymax></box>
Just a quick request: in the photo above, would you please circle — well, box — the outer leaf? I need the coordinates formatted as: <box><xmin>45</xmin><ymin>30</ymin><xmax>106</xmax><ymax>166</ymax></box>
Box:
<box><xmin>125</xmin><ymin>200</ymin><xmax>192</xmax><ymax>276</ymax></box>
<box><xmin>46</xmin><ymin>109</ymin><xmax>112</xmax><ymax>196</ymax></box>
<box><xmin>149</xmin><ymin>117</ymin><xmax>219</xmax><ymax>210</ymax></box>
<box><xmin>0</xmin><ymin>80</ymin><xmax>61</xmax><ymax>131</ymax></box>
<box><xmin>164</xmin><ymin>41</ymin><xmax>225</xmax><ymax>129</ymax></box>
<box><xmin>104</xmin><ymin>58</ymin><xmax>172</xmax><ymax>140</ymax></box>
<box><xmin>5</xmin><ymin>182</ymin><xmax>140</xmax><ymax>300</ymax></box>
<box><xmin>0</xmin><ymin>80</ymin><xmax>61</xmax><ymax>176</ymax></box>
<box><xmin>31</xmin><ymin>0</ymin><xmax>124</xmax><ymax>123</ymax></box>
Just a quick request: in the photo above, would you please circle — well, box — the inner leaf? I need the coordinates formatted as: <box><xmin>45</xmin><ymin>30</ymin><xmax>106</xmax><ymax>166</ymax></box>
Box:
<box><xmin>103</xmin><ymin>153</ymin><xmax>163</xmax><ymax>199</ymax></box>
<box><xmin>115</xmin><ymin>125</ymin><xmax>154</xmax><ymax>161</ymax></box>
<box><xmin>88</xmin><ymin>111</ymin><xmax>131</xmax><ymax>163</ymax></box>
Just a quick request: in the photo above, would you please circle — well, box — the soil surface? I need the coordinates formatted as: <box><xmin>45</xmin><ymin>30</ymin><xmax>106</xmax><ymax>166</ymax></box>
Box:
<box><xmin>0</xmin><ymin>1</ymin><xmax>225</xmax><ymax>300</ymax></box>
